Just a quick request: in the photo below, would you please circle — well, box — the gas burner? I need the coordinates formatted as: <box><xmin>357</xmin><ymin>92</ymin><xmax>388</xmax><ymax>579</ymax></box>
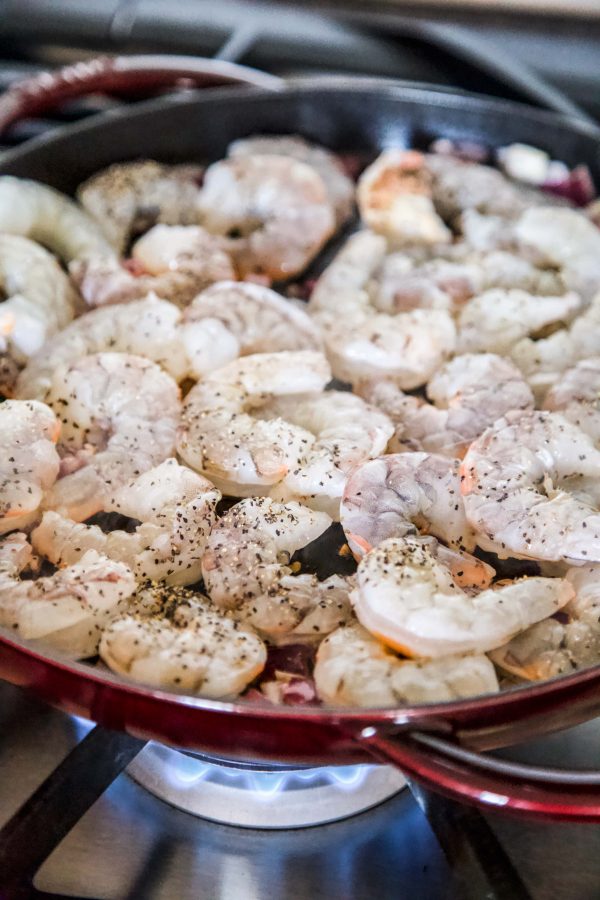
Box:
<box><xmin>128</xmin><ymin>743</ymin><xmax>406</xmax><ymax>828</ymax></box>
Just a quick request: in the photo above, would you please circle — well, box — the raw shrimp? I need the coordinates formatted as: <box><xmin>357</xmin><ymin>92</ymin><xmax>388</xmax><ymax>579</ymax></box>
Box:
<box><xmin>17</xmin><ymin>296</ymin><xmax>201</xmax><ymax>397</ymax></box>
<box><xmin>32</xmin><ymin>459</ymin><xmax>221</xmax><ymax>586</ymax></box>
<box><xmin>359</xmin><ymin>354</ymin><xmax>534</xmax><ymax>458</ymax></box>
<box><xmin>490</xmin><ymin>564</ymin><xmax>600</xmax><ymax>680</ymax></box>
<box><xmin>229</xmin><ymin>135</ymin><xmax>354</xmax><ymax>227</ymax></box>
<box><xmin>196</xmin><ymin>154</ymin><xmax>336</xmax><ymax>280</ymax></box>
<box><xmin>340</xmin><ymin>453</ymin><xmax>479</xmax><ymax>557</ymax></box>
<box><xmin>77</xmin><ymin>160</ymin><xmax>203</xmax><ymax>253</ymax></box>
<box><xmin>43</xmin><ymin>352</ymin><xmax>180</xmax><ymax>521</ymax></box>
<box><xmin>0</xmin><ymin>235</ymin><xmax>78</xmax><ymax>393</ymax></box>
<box><xmin>73</xmin><ymin>224</ymin><xmax>235</xmax><ymax>309</ymax></box>
<box><xmin>236</xmin><ymin>573</ymin><xmax>354</xmax><ymax>645</ymax></box>
<box><xmin>99</xmin><ymin>585</ymin><xmax>266</xmax><ymax>698</ymax></box>
<box><xmin>426</xmin><ymin>153</ymin><xmax>546</xmax><ymax>222</ymax></box>
<box><xmin>511</xmin><ymin>294</ymin><xmax>600</xmax><ymax>400</ymax></box>
<box><xmin>309</xmin><ymin>230</ymin><xmax>456</xmax><ymax>387</ymax></box>
<box><xmin>357</xmin><ymin>150</ymin><xmax>451</xmax><ymax>245</ymax></box>
<box><xmin>461</xmin><ymin>409</ymin><xmax>600</xmax><ymax>563</ymax></box>
<box><xmin>262</xmin><ymin>391</ymin><xmax>394</xmax><ymax>518</ymax></box>
<box><xmin>177</xmin><ymin>351</ymin><xmax>331</xmax><ymax>496</ymax></box>
<box><xmin>0</xmin><ymin>176</ymin><xmax>114</xmax><ymax>263</ymax></box>
<box><xmin>353</xmin><ymin>536</ymin><xmax>573</xmax><ymax>657</ymax></box>
<box><xmin>457</xmin><ymin>288</ymin><xmax>581</xmax><ymax>355</ymax></box>
<box><xmin>314</xmin><ymin>622</ymin><xmax>499</xmax><ymax>706</ymax></box>
<box><xmin>201</xmin><ymin>497</ymin><xmax>331</xmax><ymax>609</ymax></box>
<box><xmin>515</xmin><ymin>206</ymin><xmax>600</xmax><ymax>301</ymax></box>
<box><xmin>0</xmin><ymin>533</ymin><xmax>136</xmax><ymax>658</ymax></box>
<box><xmin>0</xmin><ymin>400</ymin><xmax>60</xmax><ymax>534</ymax></box>
<box><xmin>543</xmin><ymin>358</ymin><xmax>600</xmax><ymax>447</ymax></box>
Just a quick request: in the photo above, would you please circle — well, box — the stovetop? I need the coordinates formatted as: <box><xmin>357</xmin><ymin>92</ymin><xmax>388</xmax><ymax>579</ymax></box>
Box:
<box><xmin>3</xmin><ymin>680</ymin><xmax>600</xmax><ymax>900</ymax></box>
<box><xmin>1</xmin><ymin>3</ymin><xmax>600</xmax><ymax>898</ymax></box>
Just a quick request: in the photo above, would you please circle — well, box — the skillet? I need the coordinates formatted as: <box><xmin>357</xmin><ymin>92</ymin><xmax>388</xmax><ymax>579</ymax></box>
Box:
<box><xmin>2</xmin><ymin>57</ymin><xmax>600</xmax><ymax>819</ymax></box>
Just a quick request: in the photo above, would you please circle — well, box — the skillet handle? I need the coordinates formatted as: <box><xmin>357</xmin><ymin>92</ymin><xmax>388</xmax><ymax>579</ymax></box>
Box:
<box><xmin>353</xmin><ymin>725</ymin><xmax>600</xmax><ymax>821</ymax></box>
<box><xmin>0</xmin><ymin>53</ymin><xmax>283</xmax><ymax>137</ymax></box>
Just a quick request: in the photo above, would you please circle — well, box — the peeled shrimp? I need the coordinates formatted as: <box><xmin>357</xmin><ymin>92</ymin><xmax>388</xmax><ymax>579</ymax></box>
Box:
<box><xmin>314</xmin><ymin>622</ymin><xmax>499</xmax><ymax>706</ymax></box>
<box><xmin>0</xmin><ymin>400</ymin><xmax>60</xmax><ymax>534</ymax></box>
<box><xmin>357</xmin><ymin>150</ymin><xmax>451</xmax><ymax>246</ymax></box>
<box><xmin>426</xmin><ymin>152</ymin><xmax>546</xmax><ymax>222</ymax></box>
<box><xmin>515</xmin><ymin>206</ymin><xmax>600</xmax><ymax>301</ymax></box>
<box><xmin>181</xmin><ymin>280</ymin><xmax>323</xmax><ymax>372</ymax></box>
<box><xmin>43</xmin><ymin>352</ymin><xmax>180</xmax><ymax>521</ymax></box>
<box><xmin>201</xmin><ymin>497</ymin><xmax>331</xmax><ymax>609</ymax></box>
<box><xmin>490</xmin><ymin>563</ymin><xmax>600</xmax><ymax>680</ymax></box>
<box><xmin>511</xmin><ymin>293</ymin><xmax>600</xmax><ymax>399</ymax></box>
<box><xmin>236</xmin><ymin>573</ymin><xmax>354</xmax><ymax>645</ymax></box>
<box><xmin>0</xmin><ymin>534</ymin><xmax>136</xmax><ymax>658</ymax></box>
<box><xmin>359</xmin><ymin>354</ymin><xmax>534</xmax><ymax>458</ymax></box>
<box><xmin>0</xmin><ymin>235</ymin><xmax>78</xmax><ymax>392</ymax></box>
<box><xmin>309</xmin><ymin>230</ymin><xmax>456</xmax><ymax>387</ymax></box>
<box><xmin>0</xmin><ymin>176</ymin><xmax>114</xmax><ymax>263</ymax></box>
<box><xmin>263</xmin><ymin>391</ymin><xmax>394</xmax><ymax>518</ymax></box>
<box><xmin>32</xmin><ymin>459</ymin><xmax>220</xmax><ymax>586</ymax></box>
<box><xmin>196</xmin><ymin>154</ymin><xmax>336</xmax><ymax>280</ymax></box>
<box><xmin>341</xmin><ymin>453</ymin><xmax>479</xmax><ymax>557</ymax></box>
<box><xmin>543</xmin><ymin>358</ymin><xmax>600</xmax><ymax>447</ymax></box>
<box><xmin>353</xmin><ymin>536</ymin><xmax>573</xmax><ymax>657</ymax></box>
<box><xmin>77</xmin><ymin>160</ymin><xmax>203</xmax><ymax>253</ymax></box>
<box><xmin>457</xmin><ymin>288</ymin><xmax>581</xmax><ymax>355</ymax></box>
<box><xmin>229</xmin><ymin>135</ymin><xmax>354</xmax><ymax>227</ymax></box>
<box><xmin>177</xmin><ymin>350</ymin><xmax>331</xmax><ymax>496</ymax></box>
<box><xmin>73</xmin><ymin>224</ymin><xmax>235</xmax><ymax>309</ymax></box>
<box><xmin>461</xmin><ymin>409</ymin><xmax>600</xmax><ymax>563</ymax></box>
<box><xmin>99</xmin><ymin>584</ymin><xmax>266</xmax><ymax>698</ymax></box>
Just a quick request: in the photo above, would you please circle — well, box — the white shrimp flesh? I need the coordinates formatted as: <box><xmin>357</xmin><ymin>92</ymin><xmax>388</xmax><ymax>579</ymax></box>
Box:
<box><xmin>0</xmin><ymin>399</ymin><xmax>60</xmax><ymax>534</ymax></box>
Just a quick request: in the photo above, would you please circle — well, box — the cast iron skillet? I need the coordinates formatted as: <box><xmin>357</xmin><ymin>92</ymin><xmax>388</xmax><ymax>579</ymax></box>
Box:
<box><xmin>2</xmin><ymin>57</ymin><xmax>600</xmax><ymax>820</ymax></box>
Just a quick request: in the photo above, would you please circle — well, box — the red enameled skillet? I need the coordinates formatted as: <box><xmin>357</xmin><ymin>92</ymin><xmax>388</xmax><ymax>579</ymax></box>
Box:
<box><xmin>3</xmin><ymin>55</ymin><xmax>600</xmax><ymax>820</ymax></box>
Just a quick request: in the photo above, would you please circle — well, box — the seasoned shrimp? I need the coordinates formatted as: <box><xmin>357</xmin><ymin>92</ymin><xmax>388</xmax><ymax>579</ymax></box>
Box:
<box><xmin>0</xmin><ymin>235</ymin><xmax>78</xmax><ymax>393</ymax></box>
<box><xmin>353</xmin><ymin>536</ymin><xmax>573</xmax><ymax>657</ymax></box>
<box><xmin>0</xmin><ymin>400</ymin><xmax>60</xmax><ymax>534</ymax></box>
<box><xmin>340</xmin><ymin>453</ymin><xmax>480</xmax><ymax>558</ymax></box>
<box><xmin>196</xmin><ymin>154</ymin><xmax>336</xmax><ymax>280</ymax></box>
<box><xmin>426</xmin><ymin>153</ymin><xmax>546</xmax><ymax>222</ymax></box>
<box><xmin>309</xmin><ymin>230</ymin><xmax>456</xmax><ymax>387</ymax></box>
<box><xmin>32</xmin><ymin>459</ymin><xmax>220</xmax><ymax>585</ymax></box>
<box><xmin>201</xmin><ymin>497</ymin><xmax>331</xmax><ymax>609</ymax></box>
<box><xmin>0</xmin><ymin>534</ymin><xmax>136</xmax><ymax>658</ymax></box>
<box><xmin>73</xmin><ymin>224</ymin><xmax>235</xmax><ymax>309</ymax></box>
<box><xmin>177</xmin><ymin>351</ymin><xmax>331</xmax><ymax>495</ymax></box>
<box><xmin>314</xmin><ymin>622</ymin><xmax>499</xmax><ymax>706</ymax></box>
<box><xmin>183</xmin><ymin>280</ymin><xmax>323</xmax><ymax>365</ymax></box>
<box><xmin>490</xmin><ymin>564</ymin><xmax>600</xmax><ymax>680</ymax></box>
<box><xmin>461</xmin><ymin>409</ymin><xmax>600</xmax><ymax>563</ymax></box>
<box><xmin>515</xmin><ymin>206</ymin><xmax>600</xmax><ymax>300</ymax></box>
<box><xmin>229</xmin><ymin>135</ymin><xmax>354</xmax><ymax>227</ymax></box>
<box><xmin>43</xmin><ymin>352</ymin><xmax>180</xmax><ymax>521</ymax></box>
<box><xmin>77</xmin><ymin>160</ymin><xmax>203</xmax><ymax>253</ymax></box>
<box><xmin>357</xmin><ymin>150</ymin><xmax>451</xmax><ymax>246</ymax></box>
<box><xmin>543</xmin><ymin>358</ymin><xmax>600</xmax><ymax>447</ymax></box>
<box><xmin>457</xmin><ymin>288</ymin><xmax>581</xmax><ymax>355</ymax></box>
<box><xmin>262</xmin><ymin>391</ymin><xmax>393</xmax><ymax>518</ymax></box>
<box><xmin>359</xmin><ymin>354</ymin><xmax>534</xmax><ymax>458</ymax></box>
<box><xmin>0</xmin><ymin>176</ymin><xmax>114</xmax><ymax>263</ymax></box>
<box><xmin>99</xmin><ymin>585</ymin><xmax>266</xmax><ymax>698</ymax></box>
<box><xmin>236</xmin><ymin>573</ymin><xmax>354</xmax><ymax>645</ymax></box>
<box><xmin>511</xmin><ymin>293</ymin><xmax>600</xmax><ymax>399</ymax></box>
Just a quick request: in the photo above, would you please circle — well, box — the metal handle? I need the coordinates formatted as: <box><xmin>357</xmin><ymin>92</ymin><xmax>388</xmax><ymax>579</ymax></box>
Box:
<box><xmin>354</xmin><ymin>725</ymin><xmax>600</xmax><ymax>821</ymax></box>
<box><xmin>0</xmin><ymin>53</ymin><xmax>283</xmax><ymax>137</ymax></box>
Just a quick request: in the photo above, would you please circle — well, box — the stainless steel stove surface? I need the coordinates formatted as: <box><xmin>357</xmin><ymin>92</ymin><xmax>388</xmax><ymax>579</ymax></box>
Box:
<box><xmin>3</xmin><ymin>679</ymin><xmax>600</xmax><ymax>900</ymax></box>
